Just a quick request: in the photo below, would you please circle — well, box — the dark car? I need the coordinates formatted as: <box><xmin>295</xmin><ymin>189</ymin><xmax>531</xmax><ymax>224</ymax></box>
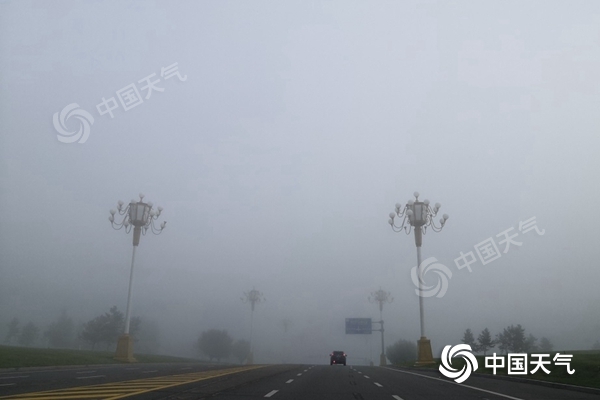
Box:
<box><xmin>330</xmin><ymin>351</ymin><xmax>347</xmax><ymax>365</ymax></box>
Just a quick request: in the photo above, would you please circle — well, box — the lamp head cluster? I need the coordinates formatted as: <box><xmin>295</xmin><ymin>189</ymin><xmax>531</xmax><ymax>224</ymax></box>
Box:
<box><xmin>109</xmin><ymin>193</ymin><xmax>166</xmax><ymax>235</ymax></box>
<box><xmin>369</xmin><ymin>287</ymin><xmax>393</xmax><ymax>309</ymax></box>
<box><xmin>388</xmin><ymin>191</ymin><xmax>448</xmax><ymax>234</ymax></box>
<box><xmin>241</xmin><ymin>288</ymin><xmax>265</xmax><ymax>311</ymax></box>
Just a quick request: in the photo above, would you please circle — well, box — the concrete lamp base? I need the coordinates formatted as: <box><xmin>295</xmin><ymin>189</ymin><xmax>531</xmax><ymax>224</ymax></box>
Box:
<box><xmin>379</xmin><ymin>353</ymin><xmax>387</xmax><ymax>366</ymax></box>
<box><xmin>114</xmin><ymin>334</ymin><xmax>137</xmax><ymax>363</ymax></box>
<box><xmin>415</xmin><ymin>337</ymin><xmax>435</xmax><ymax>366</ymax></box>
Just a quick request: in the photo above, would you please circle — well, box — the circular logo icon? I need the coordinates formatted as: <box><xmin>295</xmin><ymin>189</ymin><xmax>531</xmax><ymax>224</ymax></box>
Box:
<box><xmin>439</xmin><ymin>344</ymin><xmax>478</xmax><ymax>383</ymax></box>
<box><xmin>53</xmin><ymin>103</ymin><xmax>94</xmax><ymax>144</ymax></box>
<box><xmin>410</xmin><ymin>257</ymin><xmax>452</xmax><ymax>298</ymax></box>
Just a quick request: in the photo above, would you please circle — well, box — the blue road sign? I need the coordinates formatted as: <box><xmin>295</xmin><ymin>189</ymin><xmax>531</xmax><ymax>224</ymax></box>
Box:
<box><xmin>345</xmin><ymin>318</ymin><xmax>372</xmax><ymax>334</ymax></box>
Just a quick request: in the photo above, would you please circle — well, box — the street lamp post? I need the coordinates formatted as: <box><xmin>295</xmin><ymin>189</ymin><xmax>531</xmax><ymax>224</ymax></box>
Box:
<box><xmin>369</xmin><ymin>288</ymin><xmax>393</xmax><ymax>366</ymax></box>
<box><xmin>241</xmin><ymin>288</ymin><xmax>265</xmax><ymax>365</ymax></box>
<box><xmin>281</xmin><ymin>319</ymin><xmax>292</xmax><ymax>363</ymax></box>
<box><xmin>388</xmin><ymin>191</ymin><xmax>448</xmax><ymax>365</ymax></box>
<box><xmin>109</xmin><ymin>193</ymin><xmax>166</xmax><ymax>362</ymax></box>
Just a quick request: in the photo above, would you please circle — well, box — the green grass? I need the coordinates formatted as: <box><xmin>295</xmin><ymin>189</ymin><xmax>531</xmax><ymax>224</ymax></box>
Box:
<box><xmin>0</xmin><ymin>345</ymin><xmax>196</xmax><ymax>369</ymax></box>
<box><xmin>405</xmin><ymin>351</ymin><xmax>600</xmax><ymax>389</ymax></box>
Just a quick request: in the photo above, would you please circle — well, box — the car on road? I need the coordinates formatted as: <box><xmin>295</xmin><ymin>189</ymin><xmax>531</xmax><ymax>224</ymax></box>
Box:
<box><xmin>330</xmin><ymin>351</ymin><xmax>346</xmax><ymax>365</ymax></box>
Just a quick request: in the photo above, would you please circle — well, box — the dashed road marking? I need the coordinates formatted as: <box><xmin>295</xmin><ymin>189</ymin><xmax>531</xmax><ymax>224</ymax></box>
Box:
<box><xmin>286</xmin><ymin>379</ymin><xmax>294</xmax><ymax>383</ymax></box>
<box><xmin>374</xmin><ymin>382</ymin><xmax>383</xmax><ymax>387</ymax></box>
<box><xmin>76</xmin><ymin>370</ymin><xmax>96</xmax><ymax>374</ymax></box>
<box><xmin>0</xmin><ymin>377</ymin><xmax>28</xmax><ymax>380</ymax></box>
<box><xmin>264</xmin><ymin>389</ymin><xmax>279</xmax><ymax>397</ymax></box>
<box><xmin>392</xmin><ymin>396</ymin><xmax>404</xmax><ymax>400</ymax></box>
<box><xmin>297</xmin><ymin>373</ymin><xmax>302</xmax><ymax>376</ymax></box>
<box><xmin>364</xmin><ymin>375</ymin><xmax>370</xmax><ymax>379</ymax></box>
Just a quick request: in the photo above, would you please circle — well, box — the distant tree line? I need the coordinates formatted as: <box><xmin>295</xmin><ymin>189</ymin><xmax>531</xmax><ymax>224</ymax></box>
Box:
<box><xmin>461</xmin><ymin>325</ymin><xmax>554</xmax><ymax>355</ymax></box>
<box><xmin>3</xmin><ymin>306</ymin><xmax>160</xmax><ymax>353</ymax></box>
<box><xmin>195</xmin><ymin>329</ymin><xmax>251</xmax><ymax>363</ymax></box>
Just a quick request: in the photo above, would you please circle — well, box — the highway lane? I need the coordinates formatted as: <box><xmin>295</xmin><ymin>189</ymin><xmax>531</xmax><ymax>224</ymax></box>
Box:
<box><xmin>211</xmin><ymin>365</ymin><xmax>600</xmax><ymax>400</ymax></box>
<box><xmin>1</xmin><ymin>363</ymin><xmax>598</xmax><ymax>399</ymax></box>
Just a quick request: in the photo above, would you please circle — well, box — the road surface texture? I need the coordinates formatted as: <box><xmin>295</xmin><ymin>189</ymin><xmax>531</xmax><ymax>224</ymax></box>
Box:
<box><xmin>0</xmin><ymin>363</ymin><xmax>598</xmax><ymax>399</ymax></box>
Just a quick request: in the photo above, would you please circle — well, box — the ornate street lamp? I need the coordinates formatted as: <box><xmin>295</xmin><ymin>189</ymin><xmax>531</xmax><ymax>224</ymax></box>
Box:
<box><xmin>369</xmin><ymin>287</ymin><xmax>393</xmax><ymax>366</ymax></box>
<box><xmin>109</xmin><ymin>193</ymin><xmax>166</xmax><ymax>362</ymax></box>
<box><xmin>388</xmin><ymin>191</ymin><xmax>448</xmax><ymax>365</ymax></box>
<box><xmin>241</xmin><ymin>288</ymin><xmax>265</xmax><ymax>365</ymax></box>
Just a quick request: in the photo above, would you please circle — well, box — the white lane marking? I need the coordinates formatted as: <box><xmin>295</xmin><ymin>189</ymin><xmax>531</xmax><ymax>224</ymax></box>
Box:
<box><xmin>364</xmin><ymin>375</ymin><xmax>370</xmax><ymax>379</ymax></box>
<box><xmin>76</xmin><ymin>370</ymin><xmax>96</xmax><ymax>374</ymax></box>
<box><xmin>0</xmin><ymin>383</ymin><xmax>16</xmax><ymax>387</ymax></box>
<box><xmin>297</xmin><ymin>373</ymin><xmax>302</xmax><ymax>376</ymax></box>
<box><xmin>303</xmin><ymin>369</ymin><xmax>308</xmax><ymax>372</ymax></box>
<box><xmin>392</xmin><ymin>396</ymin><xmax>404</xmax><ymax>400</ymax></box>
<box><xmin>142</xmin><ymin>370</ymin><xmax>158</xmax><ymax>373</ymax></box>
<box><xmin>0</xmin><ymin>376</ymin><xmax>28</xmax><ymax>379</ymax></box>
<box><xmin>374</xmin><ymin>382</ymin><xmax>383</xmax><ymax>387</ymax></box>
<box><xmin>264</xmin><ymin>389</ymin><xmax>279</xmax><ymax>397</ymax></box>
<box><xmin>358</xmin><ymin>371</ymin><xmax>363</xmax><ymax>374</ymax></box>
<box><xmin>381</xmin><ymin>367</ymin><xmax>525</xmax><ymax>400</ymax></box>
<box><xmin>76</xmin><ymin>375</ymin><xmax>105</xmax><ymax>380</ymax></box>
<box><xmin>286</xmin><ymin>379</ymin><xmax>294</xmax><ymax>383</ymax></box>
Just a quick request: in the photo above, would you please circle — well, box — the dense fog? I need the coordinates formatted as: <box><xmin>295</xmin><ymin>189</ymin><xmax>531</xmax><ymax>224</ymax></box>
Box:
<box><xmin>1</xmin><ymin>1</ymin><xmax>599</xmax><ymax>365</ymax></box>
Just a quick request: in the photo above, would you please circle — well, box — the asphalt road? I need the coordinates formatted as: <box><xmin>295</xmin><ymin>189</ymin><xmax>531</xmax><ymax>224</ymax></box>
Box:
<box><xmin>0</xmin><ymin>363</ymin><xmax>598</xmax><ymax>399</ymax></box>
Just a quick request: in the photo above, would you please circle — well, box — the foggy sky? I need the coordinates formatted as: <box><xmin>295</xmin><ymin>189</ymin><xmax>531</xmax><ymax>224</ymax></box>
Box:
<box><xmin>1</xmin><ymin>1</ymin><xmax>599</xmax><ymax>363</ymax></box>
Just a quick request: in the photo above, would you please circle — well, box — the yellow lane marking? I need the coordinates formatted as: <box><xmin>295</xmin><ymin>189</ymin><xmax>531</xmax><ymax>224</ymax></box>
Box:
<box><xmin>0</xmin><ymin>365</ymin><xmax>265</xmax><ymax>400</ymax></box>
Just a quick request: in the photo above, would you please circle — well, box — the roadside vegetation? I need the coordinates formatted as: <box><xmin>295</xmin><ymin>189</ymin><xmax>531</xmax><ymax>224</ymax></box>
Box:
<box><xmin>0</xmin><ymin>345</ymin><xmax>194</xmax><ymax>369</ymax></box>
<box><xmin>386</xmin><ymin>325</ymin><xmax>600</xmax><ymax>390</ymax></box>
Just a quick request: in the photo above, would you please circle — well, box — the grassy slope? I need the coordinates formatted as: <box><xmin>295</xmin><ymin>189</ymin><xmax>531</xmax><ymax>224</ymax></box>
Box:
<box><xmin>0</xmin><ymin>345</ymin><xmax>196</xmax><ymax>368</ymax></box>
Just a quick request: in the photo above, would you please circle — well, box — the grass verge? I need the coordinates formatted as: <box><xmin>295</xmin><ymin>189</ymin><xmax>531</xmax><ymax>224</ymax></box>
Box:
<box><xmin>0</xmin><ymin>345</ymin><xmax>196</xmax><ymax>369</ymax></box>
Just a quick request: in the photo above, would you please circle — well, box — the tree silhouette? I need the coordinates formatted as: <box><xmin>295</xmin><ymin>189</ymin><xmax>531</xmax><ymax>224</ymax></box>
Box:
<box><xmin>461</xmin><ymin>328</ymin><xmax>478</xmax><ymax>350</ymax></box>
<box><xmin>4</xmin><ymin>317</ymin><xmax>19</xmax><ymax>344</ymax></box>
<box><xmin>539</xmin><ymin>337</ymin><xmax>553</xmax><ymax>352</ymax></box>
<box><xmin>231</xmin><ymin>339</ymin><xmax>251</xmax><ymax>364</ymax></box>
<box><xmin>477</xmin><ymin>328</ymin><xmax>495</xmax><ymax>356</ymax></box>
<box><xmin>44</xmin><ymin>310</ymin><xmax>74</xmax><ymax>349</ymax></box>
<box><xmin>19</xmin><ymin>322</ymin><xmax>39</xmax><ymax>347</ymax></box>
<box><xmin>197</xmin><ymin>329</ymin><xmax>232</xmax><ymax>362</ymax></box>
<box><xmin>386</xmin><ymin>339</ymin><xmax>417</xmax><ymax>364</ymax></box>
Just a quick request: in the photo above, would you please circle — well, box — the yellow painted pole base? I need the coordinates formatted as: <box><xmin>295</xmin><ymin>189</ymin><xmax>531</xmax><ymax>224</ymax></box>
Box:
<box><xmin>415</xmin><ymin>337</ymin><xmax>435</xmax><ymax>366</ymax></box>
<box><xmin>114</xmin><ymin>334</ymin><xmax>137</xmax><ymax>363</ymax></box>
